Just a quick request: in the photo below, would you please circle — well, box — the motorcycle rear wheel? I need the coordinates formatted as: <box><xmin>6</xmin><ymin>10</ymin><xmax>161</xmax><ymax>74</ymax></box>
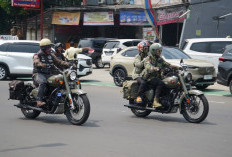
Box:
<box><xmin>131</xmin><ymin>109</ymin><xmax>151</xmax><ymax>117</ymax></box>
<box><xmin>65</xmin><ymin>94</ymin><xmax>90</xmax><ymax>125</ymax></box>
<box><xmin>182</xmin><ymin>94</ymin><xmax>209</xmax><ymax>123</ymax></box>
<box><xmin>21</xmin><ymin>109</ymin><xmax>41</xmax><ymax>119</ymax></box>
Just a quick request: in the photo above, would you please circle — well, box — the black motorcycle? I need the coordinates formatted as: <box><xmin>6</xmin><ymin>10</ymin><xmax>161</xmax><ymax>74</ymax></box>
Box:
<box><xmin>123</xmin><ymin>59</ymin><xmax>209</xmax><ymax>123</ymax></box>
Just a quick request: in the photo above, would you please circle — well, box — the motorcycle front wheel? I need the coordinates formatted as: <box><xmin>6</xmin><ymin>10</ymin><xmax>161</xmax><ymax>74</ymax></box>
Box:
<box><xmin>182</xmin><ymin>94</ymin><xmax>209</xmax><ymax>123</ymax></box>
<box><xmin>65</xmin><ymin>94</ymin><xmax>90</xmax><ymax>125</ymax></box>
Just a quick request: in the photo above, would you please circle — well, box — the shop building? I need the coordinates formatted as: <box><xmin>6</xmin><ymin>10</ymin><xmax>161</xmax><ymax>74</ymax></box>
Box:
<box><xmin>26</xmin><ymin>0</ymin><xmax>189</xmax><ymax>47</ymax></box>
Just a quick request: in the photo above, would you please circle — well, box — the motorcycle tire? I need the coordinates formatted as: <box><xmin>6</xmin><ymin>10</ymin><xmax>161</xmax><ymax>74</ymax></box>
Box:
<box><xmin>131</xmin><ymin>109</ymin><xmax>151</xmax><ymax>117</ymax></box>
<box><xmin>182</xmin><ymin>94</ymin><xmax>209</xmax><ymax>123</ymax></box>
<box><xmin>21</xmin><ymin>109</ymin><xmax>41</xmax><ymax>119</ymax></box>
<box><xmin>65</xmin><ymin>94</ymin><xmax>90</xmax><ymax>125</ymax></box>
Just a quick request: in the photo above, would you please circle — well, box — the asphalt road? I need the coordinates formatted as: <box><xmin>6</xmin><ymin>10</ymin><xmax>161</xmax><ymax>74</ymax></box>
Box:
<box><xmin>0</xmin><ymin>68</ymin><xmax>232</xmax><ymax>157</ymax></box>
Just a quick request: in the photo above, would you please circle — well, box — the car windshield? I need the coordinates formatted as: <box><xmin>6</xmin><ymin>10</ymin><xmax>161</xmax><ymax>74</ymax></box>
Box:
<box><xmin>162</xmin><ymin>47</ymin><xmax>191</xmax><ymax>59</ymax></box>
<box><xmin>222</xmin><ymin>44</ymin><xmax>232</xmax><ymax>56</ymax></box>
<box><xmin>93</xmin><ymin>40</ymin><xmax>107</xmax><ymax>48</ymax></box>
<box><xmin>104</xmin><ymin>41</ymin><xmax>119</xmax><ymax>49</ymax></box>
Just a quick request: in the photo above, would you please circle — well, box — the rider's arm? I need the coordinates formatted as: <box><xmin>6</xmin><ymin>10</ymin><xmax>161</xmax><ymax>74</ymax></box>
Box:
<box><xmin>51</xmin><ymin>53</ymin><xmax>69</xmax><ymax>67</ymax></box>
<box><xmin>134</xmin><ymin>55</ymin><xmax>144</xmax><ymax>69</ymax></box>
<box><xmin>33</xmin><ymin>54</ymin><xmax>46</xmax><ymax>68</ymax></box>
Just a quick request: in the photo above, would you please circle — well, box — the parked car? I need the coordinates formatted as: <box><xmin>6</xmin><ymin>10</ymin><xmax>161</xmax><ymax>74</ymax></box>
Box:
<box><xmin>217</xmin><ymin>44</ymin><xmax>232</xmax><ymax>94</ymax></box>
<box><xmin>77</xmin><ymin>37</ymin><xmax>116</xmax><ymax>68</ymax></box>
<box><xmin>0</xmin><ymin>40</ymin><xmax>92</xmax><ymax>80</ymax></box>
<box><xmin>182</xmin><ymin>38</ymin><xmax>232</xmax><ymax>72</ymax></box>
<box><xmin>110</xmin><ymin>46</ymin><xmax>216</xmax><ymax>89</ymax></box>
<box><xmin>101</xmin><ymin>39</ymin><xmax>142</xmax><ymax>66</ymax></box>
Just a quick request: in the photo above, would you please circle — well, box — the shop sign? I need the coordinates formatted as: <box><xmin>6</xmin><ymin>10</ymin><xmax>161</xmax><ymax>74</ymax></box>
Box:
<box><xmin>120</xmin><ymin>11</ymin><xmax>150</xmax><ymax>25</ymax></box>
<box><xmin>52</xmin><ymin>12</ymin><xmax>80</xmax><ymax>25</ymax></box>
<box><xmin>156</xmin><ymin>6</ymin><xmax>187</xmax><ymax>25</ymax></box>
<box><xmin>11</xmin><ymin>0</ymin><xmax>40</xmax><ymax>8</ymax></box>
<box><xmin>83</xmin><ymin>12</ymin><xmax>114</xmax><ymax>26</ymax></box>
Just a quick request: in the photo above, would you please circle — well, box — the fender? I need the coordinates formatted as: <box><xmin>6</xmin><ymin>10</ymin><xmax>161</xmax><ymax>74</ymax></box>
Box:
<box><xmin>71</xmin><ymin>89</ymin><xmax>87</xmax><ymax>95</ymax></box>
<box><xmin>188</xmin><ymin>89</ymin><xmax>203</xmax><ymax>95</ymax></box>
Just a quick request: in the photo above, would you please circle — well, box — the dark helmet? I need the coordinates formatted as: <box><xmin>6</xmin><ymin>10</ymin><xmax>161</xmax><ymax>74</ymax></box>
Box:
<box><xmin>55</xmin><ymin>42</ymin><xmax>63</xmax><ymax>51</ymax></box>
<box><xmin>137</xmin><ymin>40</ymin><xmax>151</xmax><ymax>54</ymax></box>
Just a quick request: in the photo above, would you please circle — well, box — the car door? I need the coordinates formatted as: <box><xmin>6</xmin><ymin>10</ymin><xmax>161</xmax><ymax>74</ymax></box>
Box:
<box><xmin>7</xmin><ymin>43</ymin><xmax>40</xmax><ymax>74</ymax></box>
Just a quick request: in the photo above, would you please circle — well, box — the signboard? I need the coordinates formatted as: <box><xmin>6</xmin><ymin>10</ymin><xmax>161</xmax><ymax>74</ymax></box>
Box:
<box><xmin>143</xmin><ymin>27</ymin><xmax>156</xmax><ymax>41</ymax></box>
<box><xmin>120</xmin><ymin>11</ymin><xmax>150</xmax><ymax>25</ymax></box>
<box><xmin>0</xmin><ymin>35</ymin><xmax>18</xmax><ymax>40</ymax></box>
<box><xmin>52</xmin><ymin>12</ymin><xmax>80</xmax><ymax>25</ymax></box>
<box><xmin>11</xmin><ymin>0</ymin><xmax>40</xmax><ymax>8</ymax></box>
<box><xmin>156</xmin><ymin>6</ymin><xmax>187</xmax><ymax>25</ymax></box>
<box><xmin>83</xmin><ymin>12</ymin><xmax>114</xmax><ymax>26</ymax></box>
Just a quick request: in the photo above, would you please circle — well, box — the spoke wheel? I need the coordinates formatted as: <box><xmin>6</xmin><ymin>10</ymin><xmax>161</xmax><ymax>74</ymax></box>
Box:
<box><xmin>182</xmin><ymin>94</ymin><xmax>209</xmax><ymax>123</ymax></box>
<box><xmin>113</xmin><ymin>68</ymin><xmax>126</xmax><ymax>87</ymax></box>
<box><xmin>66</xmin><ymin>94</ymin><xmax>90</xmax><ymax>125</ymax></box>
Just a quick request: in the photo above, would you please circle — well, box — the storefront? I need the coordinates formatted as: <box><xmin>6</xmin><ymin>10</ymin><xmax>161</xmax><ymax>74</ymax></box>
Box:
<box><xmin>26</xmin><ymin>4</ymin><xmax>188</xmax><ymax>47</ymax></box>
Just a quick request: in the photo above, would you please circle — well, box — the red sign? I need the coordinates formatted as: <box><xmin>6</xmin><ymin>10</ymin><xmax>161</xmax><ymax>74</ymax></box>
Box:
<box><xmin>12</xmin><ymin>0</ymin><xmax>40</xmax><ymax>8</ymax></box>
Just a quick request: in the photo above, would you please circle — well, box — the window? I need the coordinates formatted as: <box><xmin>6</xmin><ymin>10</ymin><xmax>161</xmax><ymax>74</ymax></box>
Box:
<box><xmin>93</xmin><ymin>40</ymin><xmax>106</xmax><ymax>48</ymax></box>
<box><xmin>78</xmin><ymin>40</ymin><xmax>91</xmax><ymax>48</ymax></box>
<box><xmin>7</xmin><ymin>43</ymin><xmax>40</xmax><ymax>53</ymax></box>
<box><xmin>104</xmin><ymin>41</ymin><xmax>119</xmax><ymax>49</ymax></box>
<box><xmin>0</xmin><ymin>43</ymin><xmax>9</xmax><ymax>51</ymax></box>
<box><xmin>123</xmin><ymin>41</ymin><xmax>133</xmax><ymax>47</ymax></box>
<box><xmin>162</xmin><ymin>47</ymin><xmax>190</xmax><ymax>59</ymax></box>
<box><xmin>132</xmin><ymin>41</ymin><xmax>141</xmax><ymax>46</ymax></box>
<box><xmin>122</xmin><ymin>49</ymin><xmax>139</xmax><ymax>57</ymax></box>
<box><xmin>190</xmin><ymin>42</ymin><xmax>210</xmax><ymax>53</ymax></box>
<box><xmin>209</xmin><ymin>42</ymin><xmax>232</xmax><ymax>54</ymax></box>
<box><xmin>223</xmin><ymin>44</ymin><xmax>232</xmax><ymax>56</ymax></box>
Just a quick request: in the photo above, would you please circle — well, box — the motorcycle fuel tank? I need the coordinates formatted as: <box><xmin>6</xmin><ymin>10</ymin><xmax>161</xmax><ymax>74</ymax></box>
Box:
<box><xmin>47</xmin><ymin>74</ymin><xmax>64</xmax><ymax>87</ymax></box>
<box><xmin>163</xmin><ymin>76</ymin><xmax>179</xmax><ymax>88</ymax></box>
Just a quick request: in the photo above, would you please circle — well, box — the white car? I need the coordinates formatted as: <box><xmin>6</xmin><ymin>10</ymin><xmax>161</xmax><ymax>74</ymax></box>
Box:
<box><xmin>182</xmin><ymin>38</ymin><xmax>232</xmax><ymax>72</ymax></box>
<box><xmin>101</xmin><ymin>39</ymin><xmax>142</xmax><ymax>66</ymax></box>
<box><xmin>0</xmin><ymin>40</ymin><xmax>92</xmax><ymax>80</ymax></box>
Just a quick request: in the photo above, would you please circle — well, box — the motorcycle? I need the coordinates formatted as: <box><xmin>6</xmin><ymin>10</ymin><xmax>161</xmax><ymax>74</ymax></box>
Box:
<box><xmin>123</xmin><ymin>59</ymin><xmax>209</xmax><ymax>123</ymax></box>
<box><xmin>9</xmin><ymin>58</ymin><xmax>90</xmax><ymax>125</ymax></box>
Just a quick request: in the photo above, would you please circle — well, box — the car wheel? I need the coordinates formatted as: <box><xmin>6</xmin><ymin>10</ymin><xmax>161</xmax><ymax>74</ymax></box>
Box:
<box><xmin>0</xmin><ymin>65</ymin><xmax>8</xmax><ymax>80</ymax></box>
<box><xmin>195</xmin><ymin>85</ymin><xmax>209</xmax><ymax>90</ymax></box>
<box><xmin>113</xmin><ymin>68</ymin><xmax>126</xmax><ymax>87</ymax></box>
<box><xmin>95</xmin><ymin>58</ymin><xmax>105</xmax><ymax>68</ymax></box>
<box><xmin>229</xmin><ymin>80</ymin><xmax>232</xmax><ymax>94</ymax></box>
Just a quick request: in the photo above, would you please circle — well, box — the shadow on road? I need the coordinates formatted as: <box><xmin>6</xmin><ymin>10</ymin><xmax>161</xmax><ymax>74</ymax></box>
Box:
<box><xmin>0</xmin><ymin>143</ymin><xmax>67</xmax><ymax>152</ymax></box>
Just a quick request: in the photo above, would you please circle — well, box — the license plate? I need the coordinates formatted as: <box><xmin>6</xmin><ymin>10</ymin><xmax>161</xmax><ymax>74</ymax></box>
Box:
<box><xmin>204</xmin><ymin>75</ymin><xmax>212</xmax><ymax>80</ymax></box>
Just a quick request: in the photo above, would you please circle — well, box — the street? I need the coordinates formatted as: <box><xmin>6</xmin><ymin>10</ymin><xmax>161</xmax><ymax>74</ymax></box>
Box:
<box><xmin>0</xmin><ymin>67</ymin><xmax>232</xmax><ymax>157</ymax></box>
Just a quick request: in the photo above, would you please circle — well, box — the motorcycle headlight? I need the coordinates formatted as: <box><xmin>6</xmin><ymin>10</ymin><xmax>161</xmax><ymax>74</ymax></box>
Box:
<box><xmin>69</xmin><ymin>71</ymin><xmax>77</xmax><ymax>81</ymax></box>
<box><xmin>184</xmin><ymin>72</ymin><xmax>192</xmax><ymax>83</ymax></box>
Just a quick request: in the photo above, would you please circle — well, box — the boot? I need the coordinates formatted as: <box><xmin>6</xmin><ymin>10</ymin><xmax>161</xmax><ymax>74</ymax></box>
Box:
<box><xmin>152</xmin><ymin>97</ymin><xmax>162</xmax><ymax>108</ymax></box>
<box><xmin>37</xmin><ymin>101</ymin><xmax>46</xmax><ymax>107</ymax></box>
<box><xmin>135</xmin><ymin>96</ymin><xmax>143</xmax><ymax>103</ymax></box>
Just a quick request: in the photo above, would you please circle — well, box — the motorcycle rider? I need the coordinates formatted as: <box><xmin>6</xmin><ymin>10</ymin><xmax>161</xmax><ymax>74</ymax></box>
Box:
<box><xmin>132</xmin><ymin>40</ymin><xmax>151</xmax><ymax>103</ymax></box>
<box><xmin>54</xmin><ymin>42</ymin><xmax>66</xmax><ymax>61</ymax></box>
<box><xmin>33</xmin><ymin>38</ymin><xmax>70</xmax><ymax>107</ymax></box>
<box><xmin>64</xmin><ymin>41</ymin><xmax>90</xmax><ymax>60</ymax></box>
<box><xmin>143</xmin><ymin>43</ymin><xmax>176</xmax><ymax>108</ymax></box>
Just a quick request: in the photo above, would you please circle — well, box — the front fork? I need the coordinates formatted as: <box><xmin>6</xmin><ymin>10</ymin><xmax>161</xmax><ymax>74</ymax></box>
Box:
<box><xmin>63</xmin><ymin>72</ymin><xmax>75</xmax><ymax>110</ymax></box>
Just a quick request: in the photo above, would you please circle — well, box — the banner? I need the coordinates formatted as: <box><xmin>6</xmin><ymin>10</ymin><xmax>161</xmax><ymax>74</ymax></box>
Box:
<box><xmin>156</xmin><ymin>6</ymin><xmax>187</xmax><ymax>25</ymax></box>
<box><xmin>83</xmin><ymin>12</ymin><xmax>114</xmax><ymax>26</ymax></box>
<box><xmin>143</xmin><ymin>27</ymin><xmax>155</xmax><ymax>41</ymax></box>
<box><xmin>120</xmin><ymin>11</ymin><xmax>149</xmax><ymax>25</ymax></box>
<box><xmin>52</xmin><ymin>12</ymin><xmax>80</xmax><ymax>25</ymax></box>
<box><xmin>11</xmin><ymin>0</ymin><xmax>40</xmax><ymax>8</ymax></box>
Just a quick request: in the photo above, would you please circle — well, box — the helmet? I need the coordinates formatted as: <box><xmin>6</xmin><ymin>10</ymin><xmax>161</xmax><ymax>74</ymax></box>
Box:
<box><xmin>149</xmin><ymin>43</ymin><xmax>162</xmax><ymax>57</ymax></box>
<box><xmin>40</xmin><ymin>38</ymin><xmax>52</xmax><ymax>47</ymax></box>
<box><xmin>55</xmin><ymin>42</ymin><xmax>63</xmax><ymax>51</ymax></box>
<box><xmin>137</xmin><ymin>40</ymin><xmax>151</xmax><ymax>53</ymax></box>
<box><xmin>40</xmin><ymin>38</ymin><xmax>52</xmax><ymax>53</ymax></box>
